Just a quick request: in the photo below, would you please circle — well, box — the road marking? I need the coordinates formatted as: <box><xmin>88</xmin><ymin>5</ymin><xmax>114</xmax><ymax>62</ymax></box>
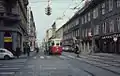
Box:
<box><xmin>0</xmin><ymin>72</ymin><xmax>15</xmax><ymax>75</ymax></box>
<box><xmin>59</xmin><ymin>56</ymin><xmax>66</xmax><ymax>59</ymax></box>
<box><xmin>42</xmin><ymin>67</ymin><xmax>56</xmax><ymax>70</ymax></box>
<box><xmin>0</xmin><ymin>68</ymin><xmax>20</xmax><ymax>70</ymax></box>
<box><xmin>40</xmin><ymin>56</ymin><xmax>44</xmax><ymax>59</ymax></box>
<box><xmin>1</xmin><ymin>66</ymin><xmax>9</xmax><ymax>67</ymax></box>
<box><xmin>46</xmin><ymin>56</ymin><xmax>51</xmax><ymax>58</ymax></box>
<box><xmin>28</xmin><ymin>72</ymin><xmax>34</xmax><ymax>74</ymax></box>
<box><xmin>27</xmin><ymin>65</ymin><xmax>35</xmax><ymax>68</ymax></box>
<box><xmin>33</xmin><ymin>57</ymin><xmax>37</xmax><ymax>59</ymax></box>
<box><xmin>68</xmin><ymin>55</ymin><xmax>75</xmax><ymax>59</ymax></box>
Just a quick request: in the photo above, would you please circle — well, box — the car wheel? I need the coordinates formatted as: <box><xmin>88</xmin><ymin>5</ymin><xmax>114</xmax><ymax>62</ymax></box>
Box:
<box><xmin>4</xmin><ymin>55</ymin><xmax>10</xmax><ymax>60</ymax></box>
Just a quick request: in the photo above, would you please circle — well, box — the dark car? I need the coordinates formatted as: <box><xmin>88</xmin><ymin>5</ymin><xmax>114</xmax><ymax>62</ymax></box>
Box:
<box><xmin>62</xmin><ymin>45</ymin><xmax>73</xmax><ymax>52</ymax></box>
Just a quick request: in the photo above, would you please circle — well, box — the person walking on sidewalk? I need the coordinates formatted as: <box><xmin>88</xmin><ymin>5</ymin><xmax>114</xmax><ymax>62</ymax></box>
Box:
<box><xmin>75</xmin><ymin>44</ymin><xmax>80</xmax><ymax>57</ymax></box>
<box><xmin>27</xmin><ymin>45</ymin><xmax>30</xmax><ymax>56</ymax></box>
<box><xmin>16</xmin><ymin>47</ymin><xmax>21</xmax><ymax>58</ymax></box>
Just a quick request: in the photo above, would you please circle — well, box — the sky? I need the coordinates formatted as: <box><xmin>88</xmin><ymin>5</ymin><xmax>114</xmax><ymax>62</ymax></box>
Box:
<box><xmin>29</xmin><ymin>0</ymin><xmax>85</xmax><ymax>42</ymax></box>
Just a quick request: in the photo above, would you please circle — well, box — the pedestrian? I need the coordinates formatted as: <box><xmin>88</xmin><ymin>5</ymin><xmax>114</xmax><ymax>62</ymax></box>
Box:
<box><xmin>27</xmin><ymin>45</ymin><xmax>30</xmax><ymax>56</ymax></box>
<box><xmin>23</xmin><ymin>46</ymin><xmax>26</xmax><ymax>55</ymax></box>
<box><xmin>36</xmin><ymin>47</ymin><xmax>39</xmax><ymax>53</ymax></box>
<box><xmin>74</xmin><ymin>44</ymin><xmax>80</xmax><ymax>57</ymax></box>
<box><xmin>16</xmin><ymin>47</ymin><xmax>21</xmax><ymax>58</ymax></box>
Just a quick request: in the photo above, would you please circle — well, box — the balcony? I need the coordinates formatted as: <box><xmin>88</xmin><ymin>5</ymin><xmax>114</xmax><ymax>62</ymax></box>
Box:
<box><xmin>0</xmin><ymin>12</ymin><xmax>20</xmax><ymax>22</ymax></box>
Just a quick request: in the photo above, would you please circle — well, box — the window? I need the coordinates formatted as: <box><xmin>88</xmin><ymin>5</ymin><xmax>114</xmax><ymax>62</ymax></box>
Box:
<box><xmin>88</xmin><ymin>28</ymin><xmax>92</xmax><ymax>36</ymax></box>
<box><xmin>74</xmin><ymin>21</ymin><xmax>76</xmax><ymax>26</ymax></box>
<box><xmin>108</xmin><ymin>0</ymin><xmax>113</xmax><ymax>11</ymax></box>
<box><xmin>102</xmin><ymin>22</ymin><xmax>107</xmax><ymax>33</ymax></box>
<box><xmin>72</xmin><ymin>32</ymin><xmax>73</xmax><ymax>37</ymax></box>
<box><xmin>74</xmin><ymin>31</ymin><xmax>75</xmax><ymax>37</ymax></box>
<box><xmin>94</xmin><ymin>25</ymin><xmax>100</xmax><ymax>35</ymax></box>
<box><xmin>84</xmin><ymin>29</ymin><xmax>87</xmax><ymax>37</ymax></box>
<box><xmin>81</xmin><ymin>17</ymin><xmax>84</xmax><ymax>24</ymax></box>
<box><xmin>82</xmin><ymin>30</ymin><xmax>84</xmax><ymax>37</ymax></box>
<box><xmin>88</xmin><ymin>12</ymin><xmax>91</xmax><ymax>21</ymax></box>
<box><xmin>68</xmin><ymin>24</ymin><xmax>69</xmax><ymax>29</ymax></box>
<box><xmin>78</xmin><ymin>30</ymin><xmax>79</xmax><ymax>36</ymax></box>
<box><xmin>109</xmin><ymin>20</ymin><xmax>114</xmax><ymax>32</ymax></box>
<box><xmin>76</xmin><ymin>30</ymin><xmax>77</xmax><ymax>36</ymax></box>
<box><xmin>85</xmin><ymin>15</ymin><xmax>87</xmax><ymax>23</ymax></box>
<box><xmin>93</xmin><ymin>7</ymin><xmax>98</xmax><ymax>19</ymax></box>
<box><xmin>76</xmin><ymin>30</ymin><xmax>77</xmax><ymax>37</ymax></box>
<box><xmin>76</xmin><ymin>19</ymin><xmax>79</xmax><ymax>25</ymax></box>
<box><xmin>116</xmin><ymin>17</ymin><xmax>120</xmax><ymax>31</ymax></box>
<box><xmin>117</xmin><ymin>0</ymin><xmax>120</xmax><ymax>7</ymax></box>
<box><xmin>101</xmin><ymin>2</ymin><xmax>105</xmax><ymax>15</ymax></box>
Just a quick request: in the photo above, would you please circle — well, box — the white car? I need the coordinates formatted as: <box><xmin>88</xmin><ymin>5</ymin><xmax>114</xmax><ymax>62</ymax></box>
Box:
<box><xmin>0</xmin><ymin>48</ymin><xmax>14</xmax><ymax>60</ymax></box>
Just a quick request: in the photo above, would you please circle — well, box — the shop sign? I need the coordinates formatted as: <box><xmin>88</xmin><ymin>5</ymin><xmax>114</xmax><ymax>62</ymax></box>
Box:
<box><xmin>4</xmin><ymin>37</ymin><xmax>12</xmax><ymax>42</ymax></box>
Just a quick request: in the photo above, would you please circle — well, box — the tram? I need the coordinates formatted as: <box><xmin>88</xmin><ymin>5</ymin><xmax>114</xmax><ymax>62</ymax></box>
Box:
<box><xmin>47</xmin><ymin>38</ymin><xmax>62</xmax><ymax>55</ymax></box>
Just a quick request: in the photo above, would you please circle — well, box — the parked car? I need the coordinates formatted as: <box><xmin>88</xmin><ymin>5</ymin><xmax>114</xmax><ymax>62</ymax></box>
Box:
<box><xmin>0</xmin><ymin>48</ymin><xmax>14</xmax><ymax>60</ymax></box>
<box><xmin>62</xmin><ymin>45</ymin><xmax>73</xmax><ymax>52</ymax></box>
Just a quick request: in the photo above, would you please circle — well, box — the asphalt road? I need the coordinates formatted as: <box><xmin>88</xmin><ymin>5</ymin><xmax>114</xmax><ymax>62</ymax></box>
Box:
<box><xmin>0</xmin><ymin>51</ymin><xmax>120</xmax><ymax>76</ymax></box>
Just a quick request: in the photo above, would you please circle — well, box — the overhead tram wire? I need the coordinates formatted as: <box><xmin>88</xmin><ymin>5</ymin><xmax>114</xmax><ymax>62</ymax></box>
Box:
<box><xmin>62</xmin><ymin>0</ymin><xmax>84</xmax><ymax>18</ymax></box>
<box><xmin>30</xmin><ymin>0</ymin><xmax>78</xmax><ymax>3</ymax></box>
<box><xmin>61</xmin><ymin>0</ymin><xmax>74</xmax><ymax>18</ymax></box>
<box><xmin>55</xmin><ymin>0</ymin><xmax>84</xmax><ymax>20</ymax></box>
<box><xmin>72</xmin><ymin>0</ymin><xmax>84</xmax><ymax>10</ymax></box>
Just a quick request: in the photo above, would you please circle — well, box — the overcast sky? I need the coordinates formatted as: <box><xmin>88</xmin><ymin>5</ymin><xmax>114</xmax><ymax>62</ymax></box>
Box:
<box><xmin>29</xmin><ymin>0</ymin><xmax>85</xmax><ymax>42</ymax></box>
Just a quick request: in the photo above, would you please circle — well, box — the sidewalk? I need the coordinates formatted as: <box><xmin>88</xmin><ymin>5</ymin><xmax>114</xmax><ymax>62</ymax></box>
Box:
<box><xmin>16</xmin><ymin>51</ymin><xmax>37</xmax><ymax>59</ymax></box>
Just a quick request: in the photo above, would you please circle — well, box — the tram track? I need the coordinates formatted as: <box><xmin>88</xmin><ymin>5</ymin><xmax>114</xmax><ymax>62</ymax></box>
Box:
<box><xmin>63</xmin><ymin>54</ymin><xmax>120</xmax><ymax>75</ymax></box>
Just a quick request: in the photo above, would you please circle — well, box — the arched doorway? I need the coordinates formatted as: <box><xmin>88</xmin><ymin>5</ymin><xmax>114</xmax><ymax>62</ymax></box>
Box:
<box><xmin>4</xmin><ymin>32</ymin><xmax>13</xmax><ymax>53</ymax></box>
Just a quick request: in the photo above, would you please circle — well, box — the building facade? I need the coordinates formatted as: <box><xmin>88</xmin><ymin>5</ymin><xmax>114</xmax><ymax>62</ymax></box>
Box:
<box><xmin>27</xmin><ymin>8</ymin><xmax>36</xmax><ymax>51</ymax></box>
<box><xmin>45</xmin><ymin>28</ymin><xmax>53</xmax><ymax>42</ymax></box>
<box><xmin>63</xmin><ymin>0</ymin><xmax>120</xmax><ymax>54</ymax></box>
<box><xmin>51</xmin><ymin>22</ymin><xmax>56</xmax><ymax>39</ymax></box>
<box><xmin>56</xmin><ymin>26</ymin><xmax>63</xmax><ymax>40</ymax></box>
<box><xmin>0</xmin><ymin>0</ymin><xmax>29</xmax><ymax>54</ymax></box>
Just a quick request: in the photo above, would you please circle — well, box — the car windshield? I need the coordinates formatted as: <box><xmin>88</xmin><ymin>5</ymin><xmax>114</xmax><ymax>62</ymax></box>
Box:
<box><xmin>0</xmin><ymin>0</ymin><xmax>120</xmax><ymax>76</ymax></box>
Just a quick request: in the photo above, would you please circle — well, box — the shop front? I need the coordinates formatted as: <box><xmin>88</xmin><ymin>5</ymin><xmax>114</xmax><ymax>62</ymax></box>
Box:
<box><xmin>99</xmin><ymin>34</ymin><xmax>120</xmax><ymax>54</ymax></box>
<box><xmin>0</xmin><ymin>31</ymin><xmax>22</xmax><ymax>55</ymax></box>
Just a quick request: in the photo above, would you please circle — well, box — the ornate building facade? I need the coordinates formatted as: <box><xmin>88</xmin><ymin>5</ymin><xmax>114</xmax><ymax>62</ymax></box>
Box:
<box><xmin>0</xmin><ymin>0</ymin><xmax>29</xmax><ymax>54</ymax></box>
